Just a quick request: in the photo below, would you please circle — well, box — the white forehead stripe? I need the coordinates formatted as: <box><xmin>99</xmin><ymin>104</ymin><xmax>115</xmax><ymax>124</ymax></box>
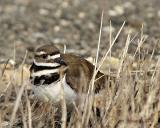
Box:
<box><xmin>47</xmin><ymin>54</ymin><xmax>60</xmax><ymax>60</ymax></box>
<box><xmin>31</xmin><ymin>69</ymin><xmax>59</xmax><ymax>77</ymax></box>
<box><xmin>34</xmin><ymin>59</ymin><xmax>60</xmax><ymax>67</ymax></box>
<box><xmin>36</xmin><ymin>51</ymin><xmax>47</xmax><ymax>55</ymax></box>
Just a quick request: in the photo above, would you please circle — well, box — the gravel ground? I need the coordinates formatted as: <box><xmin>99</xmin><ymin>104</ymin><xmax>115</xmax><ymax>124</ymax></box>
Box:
<box><xmin>0</xmin><ymin>0</ymin><xmax>160</xmax><ymax>64</ymax></box>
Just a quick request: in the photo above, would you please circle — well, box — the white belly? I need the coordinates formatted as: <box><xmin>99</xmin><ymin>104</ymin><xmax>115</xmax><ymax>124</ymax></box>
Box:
<box><xmin>32</xmin><ymin>75</ymin><xmax>77</xmax><ymax>104</ymax></box>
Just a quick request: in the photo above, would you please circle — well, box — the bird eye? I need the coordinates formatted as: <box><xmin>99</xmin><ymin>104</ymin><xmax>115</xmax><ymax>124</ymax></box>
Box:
<box><xmin>42</xmin><ymin>54</ymin><xmax>47</xmax><ymax>59</ymax></box>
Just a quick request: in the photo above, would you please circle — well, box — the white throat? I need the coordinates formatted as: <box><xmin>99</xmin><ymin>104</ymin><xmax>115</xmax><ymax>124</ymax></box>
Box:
<box><xmin>33</xmin><ymin>59</ymin><xmax>60</xmax><ymax>67</ymax></box>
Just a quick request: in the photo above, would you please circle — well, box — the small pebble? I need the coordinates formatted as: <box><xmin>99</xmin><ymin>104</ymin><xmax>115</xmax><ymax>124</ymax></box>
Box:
<box><xmin>54</xmin><ymin>26</ymin><xmax>60</xmax><ymax>32</ymax></box>
<box><xmin>78</xmin><ymin>12</ymin><xmax>86</xmax><ymax>19</ymax></box>
<box><xmin>39</xmin><ymin>8</ymin><xmax>49</xmax><ymax>16</ymax></box>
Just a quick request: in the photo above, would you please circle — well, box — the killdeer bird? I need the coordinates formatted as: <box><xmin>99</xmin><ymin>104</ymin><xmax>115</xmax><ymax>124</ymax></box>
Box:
<box><xmin>30</xmin><ymin>44</ymin><xmax>108</xmax><ymax>105</ymax></box>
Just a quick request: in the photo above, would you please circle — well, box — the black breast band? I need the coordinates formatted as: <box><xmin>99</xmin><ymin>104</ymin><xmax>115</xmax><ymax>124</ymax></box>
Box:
<box><xmin>30</xmin><ymin>63</ymin><xmax>61</xmax><ymax>72</ymax></box>
<box><xmin>31</xmin><ymin>73</ymin><xmax>60</xmax><ymax>86</ymax></box>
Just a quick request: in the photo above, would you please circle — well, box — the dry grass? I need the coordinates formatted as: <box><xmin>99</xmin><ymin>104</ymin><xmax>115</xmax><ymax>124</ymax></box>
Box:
<box><xmin>0</xmin><ymin>17</ymin><xmax>160</xmax><ymax>127</ymax></box>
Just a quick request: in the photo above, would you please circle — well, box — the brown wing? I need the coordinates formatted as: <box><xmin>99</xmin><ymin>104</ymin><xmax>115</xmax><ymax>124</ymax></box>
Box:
<box><xmin>61</xmin><ymin>53</ymin><xmax>107</xmax><ymax>93</ymax></box>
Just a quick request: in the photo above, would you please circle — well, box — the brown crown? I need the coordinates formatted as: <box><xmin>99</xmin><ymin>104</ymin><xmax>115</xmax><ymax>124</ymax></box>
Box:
<box><xmin>36</xmin><ymin>44</ymin><xmax>60</xmax><ymax>55</ymax></box>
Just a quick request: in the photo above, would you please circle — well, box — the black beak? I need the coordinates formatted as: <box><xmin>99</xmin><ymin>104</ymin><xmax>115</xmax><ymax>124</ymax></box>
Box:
<box><xmin>54</xmin><ymin>57</ymin><xmax>67</xmax><ymax>66</ymax></box>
